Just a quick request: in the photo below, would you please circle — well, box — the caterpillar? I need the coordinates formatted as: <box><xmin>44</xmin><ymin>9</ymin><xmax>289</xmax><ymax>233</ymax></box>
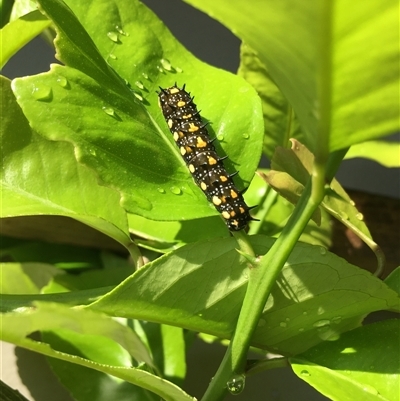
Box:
<box><xmin>157</xmin><ymin>84</ymin><xmax>256</xmax><ymax>231</ymax></box>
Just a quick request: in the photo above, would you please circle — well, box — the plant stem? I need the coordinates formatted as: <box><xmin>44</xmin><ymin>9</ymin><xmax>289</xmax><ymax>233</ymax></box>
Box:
<box><xmin>201</xmin><ymin>179</ymin><xmax>325</xmax><ymax>401</ymax></box>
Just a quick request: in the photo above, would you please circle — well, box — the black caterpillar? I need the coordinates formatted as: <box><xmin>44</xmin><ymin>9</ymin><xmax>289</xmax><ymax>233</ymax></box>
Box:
<box><xmin>157</xmin><ymin>84</ymin><xmax>256</xmax><ymax>231</ymax></box>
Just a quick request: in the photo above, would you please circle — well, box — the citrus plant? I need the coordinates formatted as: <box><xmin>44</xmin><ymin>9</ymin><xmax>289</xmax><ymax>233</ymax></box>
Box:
<box><xmin>1</xmin><ymin>1</ymin><xmax>399</xmax><ymax>400</ymax></box>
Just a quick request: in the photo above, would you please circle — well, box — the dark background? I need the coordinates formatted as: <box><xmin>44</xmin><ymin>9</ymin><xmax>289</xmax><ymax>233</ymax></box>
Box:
<box><xmin>2</xmin><ymin>1</ymin><xmax>398</xmax><ymax>400</ymax></box>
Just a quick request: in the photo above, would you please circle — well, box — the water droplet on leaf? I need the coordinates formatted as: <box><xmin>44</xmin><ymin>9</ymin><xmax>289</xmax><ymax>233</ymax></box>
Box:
<box><xmin>32</xmin><ymin>85</ymin><xmax>52</xmax><ymax>101</ymax></box>
<box><xmin>56</xmin><ymin>76</ymin><xmax>68</xmax><ymax>88</ymax></box>
<box><xmin>102</xmin><ymin>106</ymin><xmax>115</xmax><ymax>117</ymax></box>
<box><xmin>107</xmin><ymin>31</ymin><xmax>119</xmax><ymax>43</ymax></box>
<box><xmin>160</xmin><ymin>58</ymin><xmax>172</xmax><ymax>71</ymax></box>
<box><xmin>226</xmin><ymin>374</ymin><xmax>245</xmax><ymax>395</ymax></box>
<box><xmin>115</xmin><ymin>25</ymin><xmax>128</xmax><ymax>36</ymax></box>
<box><xmin>135</xmin><ymin>81</ymin><xmax>144</xmax><ymax>89</ymax></box>
<box><xmin>313</xmin><ymin>319</ymin><xmax>330</xmax><ymax>328</ymax></box>
<box><xmin>170</xmin><ymin>186</ymin><xmax>182</xmax><ymax>195</ymax></box>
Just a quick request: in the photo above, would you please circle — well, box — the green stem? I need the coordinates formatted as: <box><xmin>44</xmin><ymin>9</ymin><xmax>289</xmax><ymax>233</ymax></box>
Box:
<box><xmin>128</xmin><ymin>241</ymin><xmax>145</xmax><ymax>268</ymax></box>
<box><xmin>201</xmin><ymin>179</ymin><xmax>324</xmax><ymax>401</ymax></box>
<box><xmin>248</xmin><ymin>186</ymin><xmax>278</xmax><ymax>235</ymax></box>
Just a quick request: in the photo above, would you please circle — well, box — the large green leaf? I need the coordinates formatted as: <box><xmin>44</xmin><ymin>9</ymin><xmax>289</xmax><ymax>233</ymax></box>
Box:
<box><xmin>89</xmin><ymin>236</ymin><xmax>400</xmax><ymax>355</ymax></box>
<box><xmin>12</xmin><ymin>0</ymin><xmax>264</xmax><ymax>225</ymax></box>
<box><xmin>345</xmin><ymin>140</ymin><xmax>400</xmax><ymax>168</ymax></box>
<box><xmin>0</xmin><ymin>9</ymin><xmax>51</xmax><ymax>68</ymax></box>
<box><xmin>1</xmin><ymin>76</ymin><xmax>132</xmax><ymax>249</ymax></box>
<box><xmin>291</xmin><ymin>319</ymin><xmax>400</xmax><ymax>401</ymax></box>
<box><xmin>238</xmin><ymin>43</ymin><xmax>306</xmax><ymax>158</ymax></box>
<box><xmin>1</xmin><ymin>302</ymin><xmax>195</xmax><ymax>401</ymax></box>
<box><xmin>186</xmin><ymin>0</ymin><xmax>399</xmax><ymax>154</ymax></box>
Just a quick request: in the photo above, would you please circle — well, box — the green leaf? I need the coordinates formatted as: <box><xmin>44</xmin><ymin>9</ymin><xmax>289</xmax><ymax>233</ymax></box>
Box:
<box><xmin>263</xmin><ymin>140</ymin><xmax>383</xmax><ymax>269</ymax></box>
<box><xmin>1</xmin><ymin>302</ymin><xmax>195</xmax><ymax>401</ymax></box>
<box><xmin>12</xmin><ymin>0</ymin><xmax>263</xmax><ymax>224</ymax></box>
<box><xmin>291</xmin><ymin>319</ymin><xmax>400</xmax><ymax>401</ymax></box>
<box><xmin>384</xmin><ymin>267</ymin><xmax>400</xmax><ymax>296</ymax></box>
<box><xmin>0</xmin><ymin>10</ymin><xmax>51</xmax><ymax>68</ymax></box>
<box><xmin>1</xmin><ymin>76</ymin><xmax>132</xmax><ymax>249</ymax></box>
<box><xmin>89</xmin><ymin>236</ymin><xmax>400</xmax><ymax>355</ymax></box>
<box><xmin>0</xmin><ymin>236</ymin><xmax>103</xmax><ymax>269</ymax></box>
<box><xmin>0</xmin><ymin>262</ymin><xmax>64</xmax><ymax>294</ymax></box>
<box><xmin>44</xmin><ymin>345</ymin><xmax>160</xmax><ymax>401</ymax></box>
<box><xmin>10</xmin><ymin>0</ymin><xmax>38</xmax><ymax>21</ymax></box>
<box><xmin>185</xmin><ymin>0</ymin><xmax>399</xmax><ymax>152</ymax></box>
<box><xmin>128</xmin><ymin>213</ymin><xmax>229</xmax><ymax>252</ymax></box>
<box><xmin>345</xmin><ymin>140</ymin><xmax>400</xmax><ymax>168</ymax></box>
<box><xmin>134</xmin><ymin>322</ymin><xmax>187</xmax><ymax>385</ymax></box>
<box><xmin>238</xmin><ymin>43</ymin><xmax>306</xmax><ymax>158</ymax></box>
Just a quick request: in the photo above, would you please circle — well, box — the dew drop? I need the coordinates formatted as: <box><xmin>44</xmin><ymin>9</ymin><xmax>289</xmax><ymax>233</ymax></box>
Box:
<box><xmin>298</xmin><ymin>328</ymin><xmax>305</xmax><ymax>332</ymax></box>
<box><xmin>102</xmin><ymin>106</ymin><xmax>115</xmax><ymax>117</ymax></box>
<box><xmin>300</xmin><ymin>370</ymin><xmax>310</xmax><ymax>377</ymax></box>
<box><xmin>317</xmin><ymin>325</ymin><xmax>331</xmax><ymax>333</ymax></box>
<box><xmin>170</xmin><ymin>186</ymin><xmax>182</xmax><ymax>195</ymax></box>
<box><xmin>88</xmin><ymin>148</ymin><xmax>97</xmax><ymax>156</ymax></box>
<box><xmin>175</xmin><ymin>66</ymin><xmax>183</xmax><ymax>73</ymax></box>
<box><xmin>319</xmin><ymin>246</ymin><xmax>327</xmax><ymax>255</ymax></box>
<box><xmin>56</xmin><ymin>76</ymin><xmax>68</xmax><ymax>88</ymax></box>
<box><xmin>242</xmin><ymin>133</ymin><xmax>249</xmax><ymax>139</ymax></box>
<box><xmin>340</xmin><ymin>212</ymin><xmax>349</xmax><ymax>220</ymax></box>
<box><xmin>350</xmin><ymin>200</ymin><xmax>356</xmax><ymax>206</ymax></box>
<box><xmin>133</xmin><ymin>93</ymin><xmax>143</xmax><ymax>101</ymax></box>
<box><xmin>285</xmin><ymin>317</ymin><xmax>290</xmax><ymax>322</ymax></box>
<box><xmin>341</xmin><ymin>347</ymin><xmax>356</xmax><ymax>354</ymax></box>
<box><xmin>157</xmin><ymin>65</ymin><xmax>164</xmax><ymax>73</ymax></box>
<box><xmin>135</xmin><ymin>81</ymin><xmax>144</xmax><ymax>89</ymax></box>
<box><xmin>160</xmin><ymin>58</ymin><xmax>172</xmax><ymax>71</ymax></box>
<box><xmin>356</xmin><ymin>212</ymin><xmax>364</xmax><ymax>220</ymax></box>
<box><xmin>157</xmin><ymin>188</ymin><xmax>166</xmax><ymax>194</ymax></box>
<box><xmin>109</xmin><ymin>53</ymin><xmax>117</xmax><ymax>60</ymax></box>
<box><xmin>107</xmin><ymin>31</ymin><xmax>119</xmax><ymax>43</ymax></box>
<box><xmin>302</xmin><ymin>311</ymin><xmax>308</xmax><ymax>316</ymax></box>
<box><xmin>142</xmin><ymin>72</ymin><xmax>149</xmax><ymax>80</ymax></box>
<box><xmin>226</xmin><ymin>374</ymin><xmax>245</xmax><ymax>395</ymax></box>
<box><xmin>362</xmin><ymin>384</ymin><xmax>379</xmax><ymax>395</ymax></box>
<box><xmin>279</xmin><ymin>322</ymin><xmax>287</xmax><ymax>328</ymax></box>
<box><xmin>313</xmin><ymin>319</ymin><xmax>330</xmax><ymax>328</ymax></box>
<box><xmin>217</xmin><ymin>134</ymin><xmax>224</xmax><ymax>141</ymax></box>
<box><xmin>115</xmin><ymin>25</ymin><xmax>128</xmax><ymax>36</ymax></box>
<box><xmin>332</xmin><ymin>316</ymin><xmax>342</xmax><ymax>324</ymax></box>
<box><xmin>32</xmin><ymin>85</ymin><xmax>52</xmax><ymax>101</ymax></box>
